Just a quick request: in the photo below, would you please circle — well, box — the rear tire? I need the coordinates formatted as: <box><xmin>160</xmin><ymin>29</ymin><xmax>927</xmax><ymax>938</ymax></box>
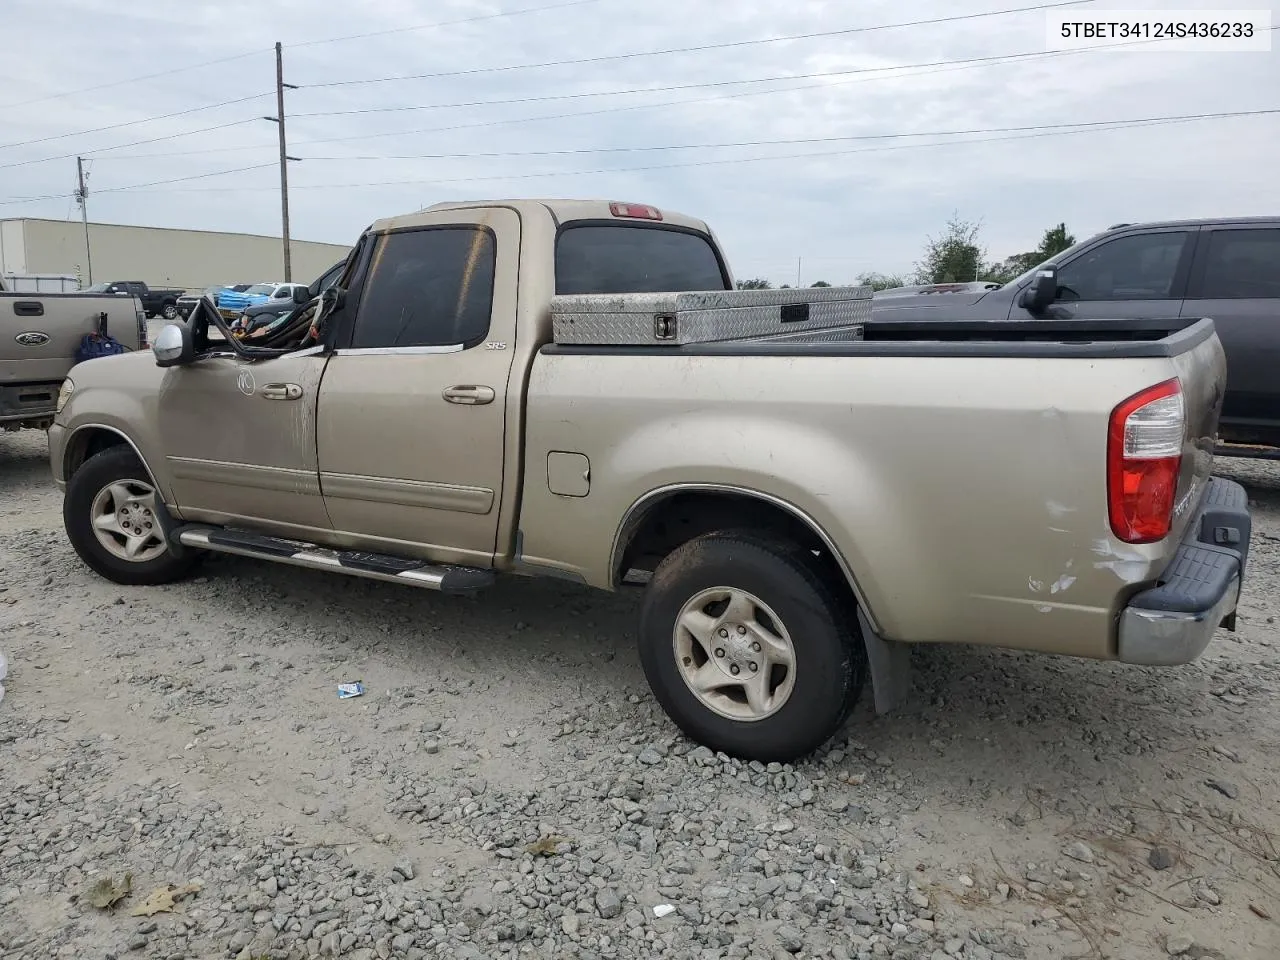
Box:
<box><xmin>638</xmin><ymin>531</ymin><xmax>866</xmax><ymax>762</ymax></box>
<box><xmin>161</xmin><ymin>302</ymin><xmax>178</xmax><ymax>320</ymax></box>
<box><xmin>64</xmin><ymin>446</ymin><xmax>199</xmax><ymax>586</ymax></box>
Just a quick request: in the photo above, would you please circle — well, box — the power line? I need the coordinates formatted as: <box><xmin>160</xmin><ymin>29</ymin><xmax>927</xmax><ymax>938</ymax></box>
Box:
<box><xmin>89</xmin><ymin>46</ymin><xmax>1101</xmax><ymax>162</ymax></box>
<box><xmin>111</xmin><ymin>20</ymin><xmax>1258</xmax><ymax>164</ymax></box>
<box><xmin>291</xmin><ymin>0</ymin><xmax>608</xmax><ymax>49</ymax></box>
<box><xmin>61</xmin><ymin>107</ymin><xmax>1275</xmax><ymax>200</ymax></box>
<box><xmin>290</xmin><ymin>108</ymin><xmax>1280</xmax><ymax>162</ymax></box>
<box><xmin>287</xmin><ymin>50</ymin><xmax>1072</xmax><ymax>121</ymax></box>
<box><xmin>0</xmin><ymin>92</ymin><xmax>273</xmax><ymax>152</ymax></box>
<box><xmin>304</xmin><ymin>0</ymin><xmax>1095</xmax><ymax>89</ymax></box>
<box><xmin>0</xmin><ymin>119</ymin><xmax>263</xmax><ymax>173</ymax></box>
<box><xmin>0</xmin><ymin>162</ymin><xmax>277</xmax><ymax>206</ymax></box>
<box><xmin>0</xmin><ymin>0</ymin><xmax>609</xmax><ymax>113</ymax></box>
<box><xmin>0</xmin><ymin>50</ymin><xmax>270</xmax><ymax>112</ymax></box>
<box><xmin>97</xmin><ymin>43</ymin><xmax>1114</xmax><ymax>164</ymax></box>
<box><xmin>43</xmin><ymin>18</ymin><xmax>1256</xmax><ymax>168</ymax></box>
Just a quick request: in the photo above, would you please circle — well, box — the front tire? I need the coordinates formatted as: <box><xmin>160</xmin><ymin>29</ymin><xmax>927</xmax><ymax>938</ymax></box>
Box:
<box><xmin>638</xmin><ymin>532</ymin><xmax>866</xmax><ymax>763</ymax></box>
<box><xmin>64</xmin><ymin>446</ymin><xmax>198</xmax><ymax>586</ymax></box>
<box><xmin>161</xmin><ymin>302</ymin><xmax>178</xmax><ymax>320</ymax></box>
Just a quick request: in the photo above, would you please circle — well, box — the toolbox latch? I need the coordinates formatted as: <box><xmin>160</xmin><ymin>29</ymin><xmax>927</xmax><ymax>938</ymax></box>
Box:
<box><xmin>654</xmin><ymin>314</ymin><xmax>677</xmax><ymax>341</ymax></box>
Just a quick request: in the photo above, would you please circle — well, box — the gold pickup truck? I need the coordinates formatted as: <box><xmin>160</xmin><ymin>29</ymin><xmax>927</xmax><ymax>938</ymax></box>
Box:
<box><xmin>46</xmin><ymin>199</ymin><xmax>1253</xmax><ymax>761</ymax></box>
<box><xmin>1</xmin><ymin>282</ymin><xmax>147</xmax><ymax>432</ymax></box>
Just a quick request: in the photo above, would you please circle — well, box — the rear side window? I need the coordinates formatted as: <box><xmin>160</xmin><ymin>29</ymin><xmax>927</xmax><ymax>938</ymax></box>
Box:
<box><xmin>351</xmin><ymin>227</ymin><xmax>496</xmax><ymax>349</ymax></box>
<box><xmin>1056</xmin><ymin>231</ymin><xmax>1189</xmax><ymax>301</ymax></box>
<box><xmin>555</xmin><ymin>225</ymin><xmax>728</xmax><ymax>295</ymax></box>
<box><xmin>1195</xmin><ymin>229</ymin><xmax>1280</xmax><ymax>299</ymax></box>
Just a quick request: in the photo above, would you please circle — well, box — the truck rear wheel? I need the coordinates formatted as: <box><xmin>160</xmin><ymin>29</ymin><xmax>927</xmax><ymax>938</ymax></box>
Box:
<box><xmin>638</xmin><ymin>532</ymin><xmax>866</xmax><ymax>762</ymax></box>
<box><xmin>64</xmin><ymin>446</ymin><xmax>198</xmax><ymax>586</ymax></box>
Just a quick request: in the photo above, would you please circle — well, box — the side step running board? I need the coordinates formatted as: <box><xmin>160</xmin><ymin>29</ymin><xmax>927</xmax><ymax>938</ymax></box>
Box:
<box><xmin>175</xmin><ymin>526</ymin><xmax>495</xmax><ymax>595</ymax></box>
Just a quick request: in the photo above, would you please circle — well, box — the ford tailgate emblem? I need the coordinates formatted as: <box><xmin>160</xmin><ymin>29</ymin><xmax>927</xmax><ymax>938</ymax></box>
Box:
<box><xmin>14</xmin><ymin>331</ymin><xmax>50</xmax><ymax>346</ymax></box>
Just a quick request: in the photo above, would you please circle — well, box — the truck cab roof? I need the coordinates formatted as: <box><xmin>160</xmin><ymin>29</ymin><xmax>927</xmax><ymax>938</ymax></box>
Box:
<box><xmin>375</xmin><ymin>199</ymin><xmax>714</xmax><ymax>236</ymax></box>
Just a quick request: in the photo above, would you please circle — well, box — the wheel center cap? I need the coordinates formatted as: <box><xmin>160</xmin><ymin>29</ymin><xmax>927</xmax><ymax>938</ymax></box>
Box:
<box><xmin>712</xmin><ymin>622</ymin><xmax>760</xmax><ymax>678</ymax></box>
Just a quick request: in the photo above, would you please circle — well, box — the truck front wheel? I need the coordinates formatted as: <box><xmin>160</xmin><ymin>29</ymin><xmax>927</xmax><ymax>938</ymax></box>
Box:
<box><xmin>161</xmin><ymin>302</ymin><xmax>178</xmax><ymax>320</ymax></box>
<box><xmin>64</xmin><ymin>446</ymin><xmax>198</xmax><ymax>586</ymax></box>
<box><xmin>638</xmin><ymin>532</ymin><xmax>866</xmax><ymax>762</ymax></box>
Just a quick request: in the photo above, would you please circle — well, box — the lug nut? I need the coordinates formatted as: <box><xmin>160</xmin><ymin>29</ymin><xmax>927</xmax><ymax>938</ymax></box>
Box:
<box><xmin>715</xmin><ymin>648</ymin><xmax>725</xmax><ymax>658</ymax></box>
<box><xmin>719</xmin><ymin>628</ymin><xmax>729</xmax><ymax>638</ymax></box>
<box><xmin>749</xmin><ymin>662</ymin><xmax>758</xmax><ymax>672</ymax></box>
<box><xmin>730</xmin><ymin>664</ymin><xmax>740</xmax><ymax>675</ymax></box>
<box><xmin>737</xmin><ymin>625</ymin><xmax>746</xmax><ymax>635</ymax></box>
<box><xmin>751</xmin><ymin>642</ymin><xmax>761</xmax><ymax>652</ymax></box>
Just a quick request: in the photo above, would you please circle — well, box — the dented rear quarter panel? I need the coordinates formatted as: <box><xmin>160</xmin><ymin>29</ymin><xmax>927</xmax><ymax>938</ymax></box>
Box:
<box><xmin>519</xmin><ymin>346</ymin><xmax>1221</xmax><ymax>659</ymax></box>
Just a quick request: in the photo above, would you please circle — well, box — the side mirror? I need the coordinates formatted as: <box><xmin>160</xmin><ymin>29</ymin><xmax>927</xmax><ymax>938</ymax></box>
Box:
<box><xmin>153</xmin><ymin>322</ymin><xmax>194</xmax><ymax>367</ymax></box>
<box><xmin>1018</xmin><ymin>265</ymin><xmax>1059</xmax><ymax>313</ymax></box>
<box><xmin>293</xmin><ymin>285</ymin><xmax>311</xmax><ymax>304</ymax></box>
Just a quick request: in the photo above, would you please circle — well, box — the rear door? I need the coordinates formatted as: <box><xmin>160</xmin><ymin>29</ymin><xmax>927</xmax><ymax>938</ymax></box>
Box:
<box><xmin>1180</xmin><ymin>223</ymin><xmax>1280</xmax><ymax>441</ymax></box>
<box><xmin>1009</xmin><ymin>227</ymin><xmax>1197</xmax><ymax>321</ymax></box>
<box><xmin>315</xmin><ymin>209</ymin><xmax>520</xmax><ymax>567</ymax></box>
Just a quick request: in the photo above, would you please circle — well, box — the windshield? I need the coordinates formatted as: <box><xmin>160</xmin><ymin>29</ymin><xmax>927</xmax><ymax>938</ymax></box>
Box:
<box><xmin>244</xmin><ymin>284</ymin><xmax>275</xmax><ymax>295</ymax></box>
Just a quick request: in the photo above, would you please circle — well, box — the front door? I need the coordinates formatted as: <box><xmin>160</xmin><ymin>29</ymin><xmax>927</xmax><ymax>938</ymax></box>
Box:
<box><xmin>316</xmin><ymin>209</ymin><xmax>520</xmax><ymax>567</ymax></box>
<box><xmin>156</xmin><ymin>348</ymin><xmax>331</xmax><ymax>535</ymax></box>
<box><xmin>1008</xmin><ymin>227</ymin><xmax>1196</xmax><ymax>322</ymax></box>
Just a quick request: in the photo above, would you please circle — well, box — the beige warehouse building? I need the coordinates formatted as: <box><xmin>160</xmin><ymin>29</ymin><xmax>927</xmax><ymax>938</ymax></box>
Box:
<box><xmin>0</xmin><ymin>218</ymin><xmax>351</xmax><ymax>293</ymax></box>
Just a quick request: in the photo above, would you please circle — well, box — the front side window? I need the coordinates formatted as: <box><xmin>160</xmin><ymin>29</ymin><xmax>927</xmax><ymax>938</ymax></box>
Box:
<box><xmin>1056</xmin><ymin>231</ymin><xmax>1190</xmax><ymax>301</ymax></box>
<box><xmin>351</xmin><ymin>227</ymin><xmax>496</xmax><ymax>349</ymax></box>
<box><xmin>1195</xmin><ymin>229</ymin><xmax>1280</xmax><ymax>299</ymax></box>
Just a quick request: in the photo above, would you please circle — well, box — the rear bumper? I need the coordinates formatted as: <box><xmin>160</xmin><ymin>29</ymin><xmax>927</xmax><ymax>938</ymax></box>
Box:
<box><xmin>1117</xmin><ymin>476</ymin><xmax>1251</xmax><ymax>666</ymax></box>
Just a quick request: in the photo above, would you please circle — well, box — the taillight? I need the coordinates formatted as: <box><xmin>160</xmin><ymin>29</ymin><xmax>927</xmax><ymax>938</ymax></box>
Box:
<box><xmin>1107</xmin><ymin>378</ymin><xmax>1184</xmax><ymax>544</ymax></box>
<box><xmin>609</xmin><ymin>202</ymin><xmax>662</xmax><ymax>221</ymax></box>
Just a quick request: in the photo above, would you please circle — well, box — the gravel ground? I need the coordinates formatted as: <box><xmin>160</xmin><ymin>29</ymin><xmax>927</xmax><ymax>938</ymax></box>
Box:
<box><xmin>1</xmin><ymin>429</ymin><xmax>1278</xmax><ymax>960</ymax></box>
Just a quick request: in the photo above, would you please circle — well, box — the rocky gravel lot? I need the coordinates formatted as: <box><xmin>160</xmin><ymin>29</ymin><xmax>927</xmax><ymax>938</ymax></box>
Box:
<box><xmin>1</xmin><ymin>429</ymin><xmax>1278</xmax><ymax>960</ymax></box>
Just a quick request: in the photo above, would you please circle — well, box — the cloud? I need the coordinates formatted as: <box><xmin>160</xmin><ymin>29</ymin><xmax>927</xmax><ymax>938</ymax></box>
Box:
<box><xmin>1</xmin><ymin>0</ymin><xmax>1276</xmax><ymax>283</ymax></box>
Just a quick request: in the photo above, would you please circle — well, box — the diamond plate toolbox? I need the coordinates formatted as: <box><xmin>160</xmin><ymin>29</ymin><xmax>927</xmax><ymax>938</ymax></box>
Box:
<box><xmin>550</xmin><ymin>285</ymin><xmax>873</xmax><ymax>346</ymax></box>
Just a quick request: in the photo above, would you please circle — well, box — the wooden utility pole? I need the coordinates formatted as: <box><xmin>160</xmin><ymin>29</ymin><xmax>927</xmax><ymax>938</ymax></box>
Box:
<box><xmin>76</xmin><ymin>157</ymin><xmax>93</xmax><ymax>284</ymax></box>
<box><xmin>274</xmin><ymin>42</ymin><xmax>292</xmax><ymax>281</ymax></box>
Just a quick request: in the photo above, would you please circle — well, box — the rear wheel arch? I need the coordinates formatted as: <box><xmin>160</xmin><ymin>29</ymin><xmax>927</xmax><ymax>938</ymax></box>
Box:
<box><xmin>612</xmin><ymin>484</ymin><xmax>879</xmax><ymax>629</ymax></box>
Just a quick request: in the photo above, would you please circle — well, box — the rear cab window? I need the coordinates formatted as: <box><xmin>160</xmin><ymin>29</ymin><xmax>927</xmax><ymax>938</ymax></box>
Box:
<box><xmin>555</xmin><ymin>224</ymin><xmax>729</xmax><ymax>295</ymax></box>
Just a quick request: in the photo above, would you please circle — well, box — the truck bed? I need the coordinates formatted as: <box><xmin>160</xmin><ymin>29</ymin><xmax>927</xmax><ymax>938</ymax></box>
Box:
<box><xmin>522</xmin><ymin>313</ymin><xmax>1225</xmax><ymax>661</ymax></box>
<box><xmin>543</xmin><ymin>316</ymin><xmax>1212</xmax><ymax>358</ymax></box>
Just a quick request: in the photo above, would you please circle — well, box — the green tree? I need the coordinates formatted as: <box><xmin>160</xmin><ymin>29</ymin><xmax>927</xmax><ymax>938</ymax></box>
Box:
<box><xmin>856</xmin><ymin>271</ymin><xmax>908</xmax><ymax>291</ymax></box>
<box><xmin>913</xmin><ymin>214</ymin><xmax>987</xmax><ymax>285</ymax></box>
<box><xmin>985</xmin><ymin>222</ymin><xmax>1078</xmax><ymax>284</ymax></box>
<box><xmin>811</xmin><ymin>280</ymin><xmax>831</xmax><ymax>287</ymax></box>
<box><xmin>736</xmin><ymin>278</ymin><xmax>773</xmax><ymax>290</ymax></box>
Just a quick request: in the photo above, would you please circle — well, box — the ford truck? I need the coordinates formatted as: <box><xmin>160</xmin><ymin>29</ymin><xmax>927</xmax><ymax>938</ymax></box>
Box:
<box><xmin>1</xmin><ymin>281</ymin><xmax>147</xmax><ymax>432</ymax></box>
<box><xmin>46</xmin><ymin>199</ymin><xmax>1253</xmax><ymax>761</ymax></box>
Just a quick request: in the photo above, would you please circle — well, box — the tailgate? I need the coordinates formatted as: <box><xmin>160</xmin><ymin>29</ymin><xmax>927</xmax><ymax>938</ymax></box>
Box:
<box><xmin>1</xmin><ymin>294</ymin><xmax>143</xmax><ymax>383</ymax></box>
<box><xmin>1167</xmin><ymin>320</ymin><xmax>1228</xmax><ymax>541</ymax></box>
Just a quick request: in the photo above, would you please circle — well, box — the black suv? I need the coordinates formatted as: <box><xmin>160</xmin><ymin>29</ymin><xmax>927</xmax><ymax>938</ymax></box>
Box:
<box><xmin>872</xmin><ymin>217</ymin><xmax>1280</xmax><ymax>454</ymax></box>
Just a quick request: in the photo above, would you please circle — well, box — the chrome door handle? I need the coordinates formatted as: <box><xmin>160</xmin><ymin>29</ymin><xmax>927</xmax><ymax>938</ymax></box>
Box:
<box><xmin>442</xmin><ymin>385</ymin><xmax>495</xmax><ymax>405</ymax></box>
<box><xmin>262</xmin><ymin>382</ymin><xmax>303</xmax><ymax>400</ymax></box>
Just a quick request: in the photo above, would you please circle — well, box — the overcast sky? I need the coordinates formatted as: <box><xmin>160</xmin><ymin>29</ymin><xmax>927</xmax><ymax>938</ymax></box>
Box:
<box><xmin>1</xmin><ymin>0</ymin><xmax>1276</xmax><ymax>284</ymax></box>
